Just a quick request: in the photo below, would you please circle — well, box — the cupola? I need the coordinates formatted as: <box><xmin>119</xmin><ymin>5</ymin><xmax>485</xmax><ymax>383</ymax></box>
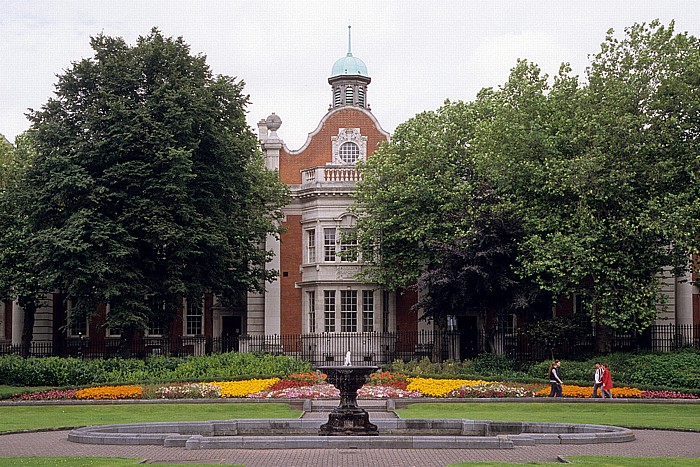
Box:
<box><xmin>328</xmin><ymin>26</ymin><xmax>371</xmax><ymax>110</ymax></box>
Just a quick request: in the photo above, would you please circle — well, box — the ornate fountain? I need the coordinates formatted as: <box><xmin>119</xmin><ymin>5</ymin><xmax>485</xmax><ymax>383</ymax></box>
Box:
<box><xmin>317</xmin><ymin>351</ymin><xmax>379</xmax><ymax>436</ymax></box>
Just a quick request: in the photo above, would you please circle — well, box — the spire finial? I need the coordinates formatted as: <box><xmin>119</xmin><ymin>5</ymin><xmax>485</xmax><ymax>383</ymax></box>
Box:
<box><xmin>347</xmin><ymin>25</ymin><xmax>352</xmax><ymax>56</ymax></box>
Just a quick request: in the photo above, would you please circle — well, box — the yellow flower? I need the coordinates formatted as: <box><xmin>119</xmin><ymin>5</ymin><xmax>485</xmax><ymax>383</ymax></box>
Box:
<box><xmin>209</xmin><ymin>378</ymin><xmax>279</xmax><ymax>398</ymax></box>
<box><xmin>406</xmin><ymin>378</ymin><xmax>492</xmax><ymax>397</ymax></box>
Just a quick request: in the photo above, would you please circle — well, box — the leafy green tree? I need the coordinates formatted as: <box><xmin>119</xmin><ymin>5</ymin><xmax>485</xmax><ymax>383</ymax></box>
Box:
<box><xmin>354</xmin><ymin>100</ymin><xmax>544</xmax><ymax>327</ymax></box>
<box><xmin>357</xmin><ymin>20</ymin><xmax>700</xmax><ymax>346</ymax></box>
<box><xmin>23</xmin><ymin>29</ymin><xmax>287</xmax><ymax>346</ymax></box>
<box><xmin>476</xmin><ymin>21</ymin><xmax>700</xmax><ymax>337</ymax></box>
<box><xmin>0</xmin><ymin>132</ymin><xmax>46</xmax><ymax>355</ymax></box>
<box><xmin>355</xmin><ymin>103</ymin><xmax>482</xmax><ymax>291</ymax></box>
<box><xmin>416</xmin><ymin>207</ymin><xmax>549</xmax><ymax>334</ymax></box>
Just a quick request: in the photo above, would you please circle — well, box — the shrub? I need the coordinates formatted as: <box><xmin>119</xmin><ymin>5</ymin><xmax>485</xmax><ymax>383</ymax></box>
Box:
<box><xmin>525</xmin><ymin>350</ymin><xmax>700</xmax><ymax>391</ymax></box>
<box><xmin>0</xmin><ymin>352</ymin><xmax>312</xmax><ymax>387</ymax></box>
<box><xmin>621</xmin><ymin>350</ymin><xmax>700</xmax><ymax>390</ymax></box>
<box><xmin>388</xmin><ymin>358</ymin><xmax>466</xmax><ymax>375</ymax></box>
<box><xmin>172</xmin><ymin>352</ymin><xmax>311</xmax><ymax>380</ymax></box>
<box><xmin>467</xmin><ymin>353</ymin><xmax>516</xmax><ymax>376</ymax></box>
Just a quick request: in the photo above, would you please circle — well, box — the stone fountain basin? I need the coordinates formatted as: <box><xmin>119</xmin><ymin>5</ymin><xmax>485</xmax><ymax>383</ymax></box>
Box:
<box><xmin>68</xmin><ymin>418</ymin><xmax>634</xmax><ymax>450</ymax></box>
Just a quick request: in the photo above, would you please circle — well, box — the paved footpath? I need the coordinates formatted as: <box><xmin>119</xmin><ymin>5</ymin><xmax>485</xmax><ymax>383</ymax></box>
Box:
<box><xmin>2</xmin><ymin>428</ymin><xmax>700</xmax><ymax>466</ymax></box>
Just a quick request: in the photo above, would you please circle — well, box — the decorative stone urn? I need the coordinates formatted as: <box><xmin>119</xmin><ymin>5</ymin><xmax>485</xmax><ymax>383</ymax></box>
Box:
<box><xmin>317</xmin><ymin>365</ymin><xmax>379</xmax><ymax>436</ymax></box>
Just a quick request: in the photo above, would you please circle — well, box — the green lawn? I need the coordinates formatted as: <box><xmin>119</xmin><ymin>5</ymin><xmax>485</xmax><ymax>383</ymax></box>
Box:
<box><xmin>3</xmin><ymin>401</ymin><xmax>700</xmax><ymax>433</ymax></box>
<box><xmin>398</xmin><ymin>402</ymin><xmax>700</xmax><ymax>431</ymax></box>
<box><xmin>0</xmin><ymin>403</ymin><xmax>300</xmax><ymax>433</ymax></box>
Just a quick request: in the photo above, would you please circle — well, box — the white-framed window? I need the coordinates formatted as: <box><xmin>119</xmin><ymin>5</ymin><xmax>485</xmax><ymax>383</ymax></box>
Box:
<box><xmin>65</xmin><ymin>301</ymin><xmax>88</xmax><ymax>337</ymax></box>
<box><xmin>69</xmin><ymin>318</ymin><xmax>88</xmax><ymax>337</ymax></box>
<box><xmin>185</xmin><ymin>298</ymin><xmax>203</xmax><ymax>336</ymax></box>
<box><xmin>331</xmin><ymin>128</ymin><xmax>367</xmax><ymax>165</ymax></box>
<box><xmin>339</xmin><ymin>142</ymin><xmax>360</xmax><ymax>164</ymax></box>
<box><xmin>306</xmin><ymin>228</ymin><xmax>316</xmax><ymax>263</ymax></box>
<box><xmin>324</xmin><ymin>228</ymin><xmax>336</xmax><ymax>262</ymax></box>
<box><xmin>362</xmin><ymin>290</ymin><xmax>374</xmax><ymax>332</ymax></box>
<box><xmin>574</xmin><ymin>292</ymin><xmax>589</xmax><ymax>315</ymax></box>
<box><xmin>358</xmin><ymin>87</ymin><xmax>365</xmax><ymax>107</ymax></box>
<box><xmin>147</xmin><ymin>321</ymin><xmax>164</xmax><ymax>337</ymax></box>
<box><xmin>307</xmin><ymin>291</ymin><xmax>316</xmax><ymax>333</ymax></box>
<box><xmin>146</xmin><ymin>297</ymin><xmax>165</xmax><ymax>337</ymax></box>
<box><xmin>104</xmin><ymin>304</ymin><xmax>121</xmax><ymax>338</ymax></box>
<box><xmin>382</xmin><ymin>290</ymin><xmax>390</xmax><ymax>332</ymax></box>
<box><xmin>339</xmin><ymin>228</ymin><xmax>358</xmax><ymax>262</ymax></box>
<box><xmin>340</xmin><ymin>290</ymin><xmax>358</xmax><ymax>332</ymax></box>
<box><xmin>503</xmin><ymin>313</ymin><xmax>516</xmax><ymax>336</ymax></box>
<box><xmin>324</xmin><ymin>290</ymin><xmax>336</xmax><ymax>333</ymax></box>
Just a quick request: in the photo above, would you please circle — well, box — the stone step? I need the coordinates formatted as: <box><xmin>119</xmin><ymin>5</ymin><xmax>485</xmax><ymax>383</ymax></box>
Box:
<box><xmin>304</xmin><ymin>399</ymin><xmax>394</xmax><ymax>412</ymax></box>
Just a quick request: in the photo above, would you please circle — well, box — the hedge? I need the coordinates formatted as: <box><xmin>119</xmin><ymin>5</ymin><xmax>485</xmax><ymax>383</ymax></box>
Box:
<box><xmin>0</xmin><ymin>352</ymin><xmax>311</xmax><ymax>387</ymax></box>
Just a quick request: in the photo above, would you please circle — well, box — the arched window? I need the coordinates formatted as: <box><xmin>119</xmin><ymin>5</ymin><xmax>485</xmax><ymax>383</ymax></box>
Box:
<box><xmin>339</xmin><ymin>142</ymin><xmax>360</xmax><ymax>164</ymax></box>
<box><xmin>334</xmin><ymin>88</ymin><xmax>341</xmax><ymax>107</ymax></box>
<box><xmin>358</xmin><ymin>87</ymin><xmax>365</xmax><ymax>107</ymax></box>
<box><xmin>345</xmin><ymin>86</ymin><xmax>354</xmax><ymax>104</ymax></box>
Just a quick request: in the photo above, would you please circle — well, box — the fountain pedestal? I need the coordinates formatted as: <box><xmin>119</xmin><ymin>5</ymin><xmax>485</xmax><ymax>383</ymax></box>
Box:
<box><xmin>318</xmin><ymin>365</ymin><xmax>379</xmax><ymax>436</ymax></box>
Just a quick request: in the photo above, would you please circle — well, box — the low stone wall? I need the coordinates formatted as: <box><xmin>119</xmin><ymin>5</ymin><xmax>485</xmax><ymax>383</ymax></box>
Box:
<box><xmin>68</xmin><ymin>418</ymin><xmax>635</xmax><ymax>450</ymax></box>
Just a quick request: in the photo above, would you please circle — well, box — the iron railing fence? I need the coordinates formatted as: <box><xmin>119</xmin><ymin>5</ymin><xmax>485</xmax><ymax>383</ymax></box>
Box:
<box><xmin>1</xmin><ymin>324</ymin><xmax>698</xmax><ymax>364</ymax></box>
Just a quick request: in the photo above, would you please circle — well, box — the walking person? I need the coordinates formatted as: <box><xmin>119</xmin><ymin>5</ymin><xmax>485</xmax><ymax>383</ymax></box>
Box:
<box><xmin>602</xmin><ymin>363</ymin><xmax>613</xmax><ymax>398</ymax></box>
<box><xmin>592</xmin><ymin>362</ymin><xmax>604</xmax><ymax>398</ymax></box>
<box><xmin>548</xmin><ymin>360</ymin><xmax>563</xmax><ymax>397</ymax></box>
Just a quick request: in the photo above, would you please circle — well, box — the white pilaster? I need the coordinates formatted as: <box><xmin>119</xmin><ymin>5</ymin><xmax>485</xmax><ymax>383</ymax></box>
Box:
<box><xmin>264</xmin><ymin>233</ymin><xmax>281</xmax><ymax>335</ymax></box>
<box><xmin>11</xmin><ymin>301</ymin><xmax>23</xmax><ymax>345</ymax></box>
<box><xmin>676</xmin><ymin>270</ymin><xmax>694</xmax><ymax>327</ymax></box>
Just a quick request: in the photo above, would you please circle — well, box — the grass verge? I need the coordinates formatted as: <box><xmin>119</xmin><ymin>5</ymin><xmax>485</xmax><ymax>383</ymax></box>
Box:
<box><xmin>397</xmin><ymin>402</ymin><xmax>700</xmax><ymax>431</ymax></box>
<box><xmin>0</xmin><ymin>403</ymin><xmax>299</xmax><ymax>433</ymax></box>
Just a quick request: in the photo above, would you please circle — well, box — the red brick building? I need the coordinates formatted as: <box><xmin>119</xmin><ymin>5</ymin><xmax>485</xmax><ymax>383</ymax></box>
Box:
<box><xmin>242</xmin><ymin>38</ymin><xmax>426</xmax><ymax>363</ymax></box>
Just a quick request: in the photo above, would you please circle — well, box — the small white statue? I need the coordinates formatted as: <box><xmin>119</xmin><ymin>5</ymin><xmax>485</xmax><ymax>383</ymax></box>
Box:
<box><xmin>344</xmin><ymin>350</ymin><xmax>351</xmax><ymax>366</ymax></box>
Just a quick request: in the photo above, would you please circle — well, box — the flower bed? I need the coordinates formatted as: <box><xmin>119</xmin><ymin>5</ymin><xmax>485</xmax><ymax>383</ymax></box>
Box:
<box><xmin>16</xmin><ymin>389</ymin><xmax>78</xmax><ymax>401</ymax></box>
<box><xmin>535</xmin><ymin>384</ymin><xmax>653</xmax><ymax>399</ymax></box>
<box><xmin>641</xmin><ymin>390</ymin><xmax>698</xmax><ymax>399</ymax></box>
<box><xmin>150</xmin><ymin>383</ymin><xmax>221</xmax><ymax>399</ymax></box>
<box><xmin>248</xmin><ymin>383</ymin><xmax>339</xmax><ymax>399</ymax></box>
<box><xmin>209</xmin><ymin>378</ymin><xmax>279</xmax><ymax>398</ymax></box>
<box><xmin>75</xmin><ymin>385</ymin><xmax>142</xmax><ymax>400</ymax></box>
<box><xmin>448</xmin><ymin>383</ymin><xmax>535</xmax><ymax>398</ymax></box>
<box><xmin>406</xmin><ymin>378</ymin><xmax>491</xmax><ymax>397</ymax></box>
<box><xmin>11</xmin><ymin>371</ymin><xmax>700</xmax><ymax>401</ymax></box>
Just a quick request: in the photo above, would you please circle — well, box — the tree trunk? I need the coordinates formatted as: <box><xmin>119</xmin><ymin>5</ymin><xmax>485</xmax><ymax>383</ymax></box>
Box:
<box><xmin>119</xmin><ymin>328</ymin><xmax>135</xmax><ymax>358</ymax></box>
<box><xmin>20</xmin><ymin>300</ymin><xmax>37</xmax><ymax>357</ymax></box>
<box><xmin>595</xmin><ymin>323</ymin><xmax>613</xmax><ymax>355</ymax></box>
<box><xmin>431</xmin><ymin>316</ymin><xmax>448</xmax><ymax>363</ymax></box>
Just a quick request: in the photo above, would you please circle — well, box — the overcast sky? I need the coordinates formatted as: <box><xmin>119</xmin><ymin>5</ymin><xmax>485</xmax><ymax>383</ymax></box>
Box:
<box><xmin>2</xmin><ymin>1</ymin><xmax>698</xmax><ymax>149</ymax></box>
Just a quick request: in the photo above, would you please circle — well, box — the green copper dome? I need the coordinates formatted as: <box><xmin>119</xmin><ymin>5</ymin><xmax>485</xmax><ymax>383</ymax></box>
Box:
<box><xmin>331</xmin><ymin>53</ymin><xmax>368</xmax><ymax>77</ymax></box>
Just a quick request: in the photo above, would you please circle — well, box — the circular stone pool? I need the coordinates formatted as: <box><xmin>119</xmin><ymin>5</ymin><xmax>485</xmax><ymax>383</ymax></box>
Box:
<box><xmin>68</xmin><ymin>418</ymin><xmax>634</xmax><ymax>450</ymax></box>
